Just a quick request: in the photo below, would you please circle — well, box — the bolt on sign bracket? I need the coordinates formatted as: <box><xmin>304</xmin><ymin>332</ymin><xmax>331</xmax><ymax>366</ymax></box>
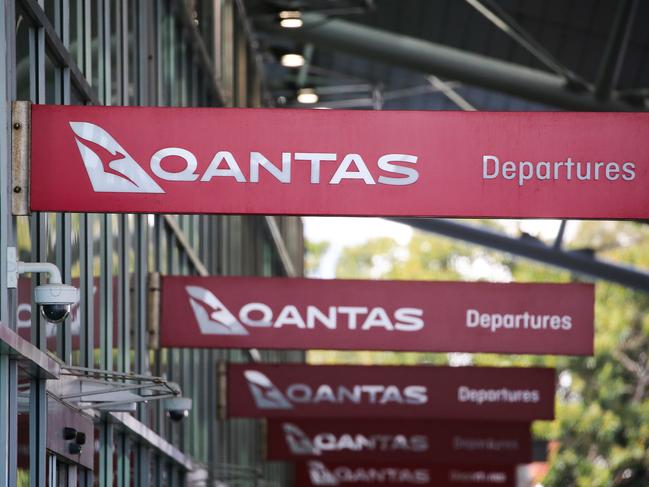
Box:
<box><xmin>11</xmin><ymin>101</ymin><xmax>31</xmax><ymax>216</ymax></box>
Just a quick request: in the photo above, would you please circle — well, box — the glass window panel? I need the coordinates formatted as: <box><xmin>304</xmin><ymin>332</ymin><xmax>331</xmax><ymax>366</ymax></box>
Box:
<box><xmin>91</xmin><ymin>214</ymin><xmax>102</xmax><ymax>370</ymax></box>
<box><xmin>147</xmin><ymin>215</ymin><xmax>156</xmax><ymax>272</ymax></box>
<box><xmin>45</xmin><ymin>213</ymin><xmax>57</xmax><ymax>269</ymax></box>
<box><xmin>45</xmin><ymin>51</ymin><xmax>62</xmax><ymax>104</ymax></box>
<box><xmin>175</xmin><ymin>27</ymin><xmax>184</xmax><ymax>106</ymax></box>
<box><xmin>161</xmin><ymin>1</ymin><xmax>173</xmax><ymax>106</ymax></box>
<box><xmin>110</xmin><ymin>0</ymin><xmax>121</xmax><ymax>105</ymax></box>
<box><xmin>42</xmin><ymin>0</ymin><xmax>57</xmax><ymax>29</ymax></box>
<box><xmin>90</xmin><ymin>1</ymin><xmax>101</xmax><ymax>100</ymax></box>
<box><xmin>128</xmin><ymin>0</ymin><xmax>139</xmax><ymax>105</ymax></box>
<box><xmin>220</xmin><ymin>0</ymin><xmax>234</xmax><ymax>104</ymax></box>
<box><xmin>70</xmin><ymin>214</ymin><xmax>81</xmax><ymax>363</ymax></box>
<box><xmin>70</xmin><ymin>0</ymin><xmax>84</xmax><ymax>69</ymax></box>
<box><xmin>15</xmin><ymin>7</ymin><xmax>33</xmax><ymax>102</ymax></box>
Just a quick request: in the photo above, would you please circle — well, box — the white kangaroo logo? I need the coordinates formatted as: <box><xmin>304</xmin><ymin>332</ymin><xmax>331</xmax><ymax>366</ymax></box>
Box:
<box><xmin>308</xmin><ymin>461</ymin><xmax>339</xmax><ymax>486</ymax></box>
<box><xmin>185</xmin><ymin>286</ymin><xmax>249</xmax><ymax>335</ymax></box>
<box><xmin>283</xmin><ymin>422</ymin><xmax>321</xmax><ymax>455</ymax></box>
<box><xmin>70</xmin><ymin>121</ymin><xmax>164</xmax><ymax>193</ymax></box>
<box><xmin>244</xmin><ymin>370</ymin><xmax>293</xmax><ymax>410</ymax></box>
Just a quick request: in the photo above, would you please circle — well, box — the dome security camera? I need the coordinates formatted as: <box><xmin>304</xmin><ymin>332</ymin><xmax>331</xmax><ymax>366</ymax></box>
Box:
<box><xmin>34</xmin><ymin>283</ymin><xmax>80</xmax><ymax>324</ymax></box>
<box><xmin>164</xmin><ymin>397</ymin><xmax>193</xmax><ymax>422</ymax></box>
<box><xmin>7</xmin><ymin>251</ymin><xmax>80</xmax><ymax>324</ymax></box>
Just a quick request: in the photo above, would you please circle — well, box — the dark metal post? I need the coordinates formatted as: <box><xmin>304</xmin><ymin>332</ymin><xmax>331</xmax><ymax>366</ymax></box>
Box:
<box><xmin>595</xmin><ymin>0</ymin><xmax>639</xmax><ymax>101</ymax></box>
<box><xmin>391</xmin><ymin>218</ymin><xmax>649</xmax><ymax>292</ymax></box>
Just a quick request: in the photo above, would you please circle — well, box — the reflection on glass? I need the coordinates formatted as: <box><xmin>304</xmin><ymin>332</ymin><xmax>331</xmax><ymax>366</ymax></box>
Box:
<box><xmin>69</xmin><ymin>0</ymin><xmax>83</xmax><ymax>70</ymax></box>
<box><xmin>17</xmin><ymin>375</ymin><xmax>30</xmax><ymax>485</ymax></box>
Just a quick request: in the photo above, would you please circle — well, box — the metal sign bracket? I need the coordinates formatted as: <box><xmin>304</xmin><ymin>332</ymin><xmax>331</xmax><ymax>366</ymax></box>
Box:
<box><xmin>11</xmin><ymin>101</ymin><xmax>31</xmax><ymax>216</ymax></box>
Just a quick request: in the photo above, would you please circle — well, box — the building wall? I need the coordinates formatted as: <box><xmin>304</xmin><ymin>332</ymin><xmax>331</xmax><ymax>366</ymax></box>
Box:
<box><xmin>0</xmin><ymin>1</ymin><xmax>304</xmax><ymax>485</ymax></box>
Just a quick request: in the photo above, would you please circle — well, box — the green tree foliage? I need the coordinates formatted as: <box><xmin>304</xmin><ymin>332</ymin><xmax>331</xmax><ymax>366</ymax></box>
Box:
<box><xmin>306</xmin><ymin>221</ymin><xmax>649</xmax><ymax>486</ymax></box>
<box><xmin>540</xmin><ymin>222</ymin><xmax>649</xmax><ymax>487</ymax></box>
<box><xmin>305</xmin><ymin>239</ymin><xmax>330</xmax><ymax>276</ymax></box>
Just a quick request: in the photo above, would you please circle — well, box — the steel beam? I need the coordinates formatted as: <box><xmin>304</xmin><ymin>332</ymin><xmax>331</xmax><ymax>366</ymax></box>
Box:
<box><xmin>594</xmin><ymin>0</ymin><xmax>638</xmax><ymax>101</ymax></box>
<box><xmin>390</xmin><ymin>218</ymin><xmax>649</xmax><ymax>293</ymax></box>
<box><xmin>271</xmin><ymin>13</ymin><xmax>640</xmax><ymax>111</ymax></box>
<box><xmin>264</xmin><ymin>216</ymin><xmax>298</xmax><ymax>277</ymax></box>
<box><xmin>465</xmin><ymin>0</ymin><xmax>584</xmax><ymax>86</ymax></box>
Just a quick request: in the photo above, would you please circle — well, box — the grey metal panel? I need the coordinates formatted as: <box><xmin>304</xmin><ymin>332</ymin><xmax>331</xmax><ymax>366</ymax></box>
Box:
<box><xmin>99</xmin><ymin>419</ymin><xmax>114</xmax><ymax>487</ymax></box>
<box><xmin>117</xmin><ymin>432</ymin><xmax>130</xmax><ymax>487</ymax></box>
<box><xmin>99</xmin><ymin>214</ymin><xmax>113</xmax><ymax>373</ymax></box>
<box><xmin>79</xmin><ymin>214</ymin><xmax>94</xmax><ymax>369</ymax></box>
<box><xmin>117</xmin><ymin>215</ymin><xmax>130</xmax><ymax>374</ymax></box>
<box><xmin>0</xmin><ymin>324</ymin><xmax>60</xmax><ymax>379</ymax></box>
<box><xmin>0</xmin><ymin>0</ymin><xmax>16</xmax><ymax>479</ymax></box>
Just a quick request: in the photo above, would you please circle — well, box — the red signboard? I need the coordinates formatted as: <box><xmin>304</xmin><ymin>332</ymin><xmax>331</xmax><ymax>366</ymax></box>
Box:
<box><xmin>266</xmin><ymin>419</ymin><xmax>532</xmax><ymax>464</ymax></box>
<box><xmin>226</xmin><ymin>364</ymin><xmax>555</xmax><ymax>421</ymax></box>
<box><xmin>159</xmin><ymin>276</ymin><xmax>594</xmax><ymax>355</ymax></box>
<box><xmin>31</xmin><ymin>105</ymin><xmax>649</xmax><ymax>219</ymax></box>
<box><xmin>295</xmin><ymin>461</ymin><xmax>516</xmax><ymax>487</ymax></box>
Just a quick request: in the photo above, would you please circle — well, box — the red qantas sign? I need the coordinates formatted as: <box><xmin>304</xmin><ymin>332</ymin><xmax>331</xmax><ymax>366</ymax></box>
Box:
<box><xmin>295</xmin><ymin>461</ymin><xmax>516</xmax><ymax>487</ymax></box>
<box><xmin>160</xmin><ymin>276</ymin><xmax>594</xmax><ymax>355</ymax></box>
<box><xmin>266</xmin><ymin>419</ymin><xmax>532</xmax><ymax>464</ymax></box>
<box><xmin>30</xmin><ymin>105</ymin><xmax>649</xmax><ymax>218</ymax></box>
<box><xmin>226</xmin><ymin>364</ymin><xmax>555</xmax><ymax>421</ymax></box>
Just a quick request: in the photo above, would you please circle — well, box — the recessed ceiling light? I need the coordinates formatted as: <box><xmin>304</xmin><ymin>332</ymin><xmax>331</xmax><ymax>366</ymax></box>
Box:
<box><xmin>279</xmin><ymin>11</ymin><xmax>303</xmax><ymax>28</ymax></box>
<box><xmin>281</xmin><ymin>53</ymin><xmax>305</xmax><ymax>68</ymax></box>
<box><xmin>297</xmin><ymin>88</ymin><xmax>319</xmax><ymax>104</ymax></box>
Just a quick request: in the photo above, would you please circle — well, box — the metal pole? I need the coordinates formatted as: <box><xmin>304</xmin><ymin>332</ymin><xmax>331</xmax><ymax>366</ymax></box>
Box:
<box><xmin>273</xmin><ymin>13</ymin><xmax>640</xmax><ymax>111</ymax></box>
<box><xmin>594</xmin><ymin>0</ymin><xmax>638</xmax><ymax>101</ymax></box>
<box><xmin>390</xmin><ymin>218</ymin><xmax>649</xmax><ymax>292</ymax></box>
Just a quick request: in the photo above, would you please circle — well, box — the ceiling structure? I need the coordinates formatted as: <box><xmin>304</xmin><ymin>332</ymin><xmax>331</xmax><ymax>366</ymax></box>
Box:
<box><xmin>246</xmin><ymin>0</ymin><xmax>648</xmax><ymax>111</ymax></box>
<box><xmin>242</xmin><ymin>0</ymin><xmax>649</xmax><ymax>290</ymax></box>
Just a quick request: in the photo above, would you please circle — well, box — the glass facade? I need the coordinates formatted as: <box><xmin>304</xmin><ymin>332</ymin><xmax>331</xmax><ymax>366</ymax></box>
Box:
<box><xmin>0</xmin><ymin>1</ymin><xmax>304</xmax><ymax>485</ymax></box>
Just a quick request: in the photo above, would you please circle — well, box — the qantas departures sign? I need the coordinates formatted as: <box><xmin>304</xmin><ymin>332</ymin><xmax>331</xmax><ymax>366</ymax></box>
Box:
<box><xmin>266</xmin><ymin>419</ymin><xmax>532</xmax><ymax>464</ymax></box>
<box><xmin>160</xmin><ymin>276</ymin><xmax>594</xmax><ymax>355</ymax></box>
<box><xmin>226</xmin><ymin>364</ymin><xmax>555</xmax><ymax>421</ymax></box>
<box><xmin>296</xmin><ymin>461</ymin><xmax>516</xmax><ymax>487</ymax></box>
<box><xmin>30</xmin><ymin>105</ymin><xmax>649</xmax><ymax>218</ymax></box>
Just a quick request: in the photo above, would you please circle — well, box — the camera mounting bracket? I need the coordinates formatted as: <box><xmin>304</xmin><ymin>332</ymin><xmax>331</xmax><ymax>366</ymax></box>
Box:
<box><xmin>55</xmin><ymin>366</ymin><xmax>181</xmax><ymax>411</ymax></box>
<box><xmin>6</xmin><ymin>246</ymin><xmax>63</xmax><ymax>289</ymax></box>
